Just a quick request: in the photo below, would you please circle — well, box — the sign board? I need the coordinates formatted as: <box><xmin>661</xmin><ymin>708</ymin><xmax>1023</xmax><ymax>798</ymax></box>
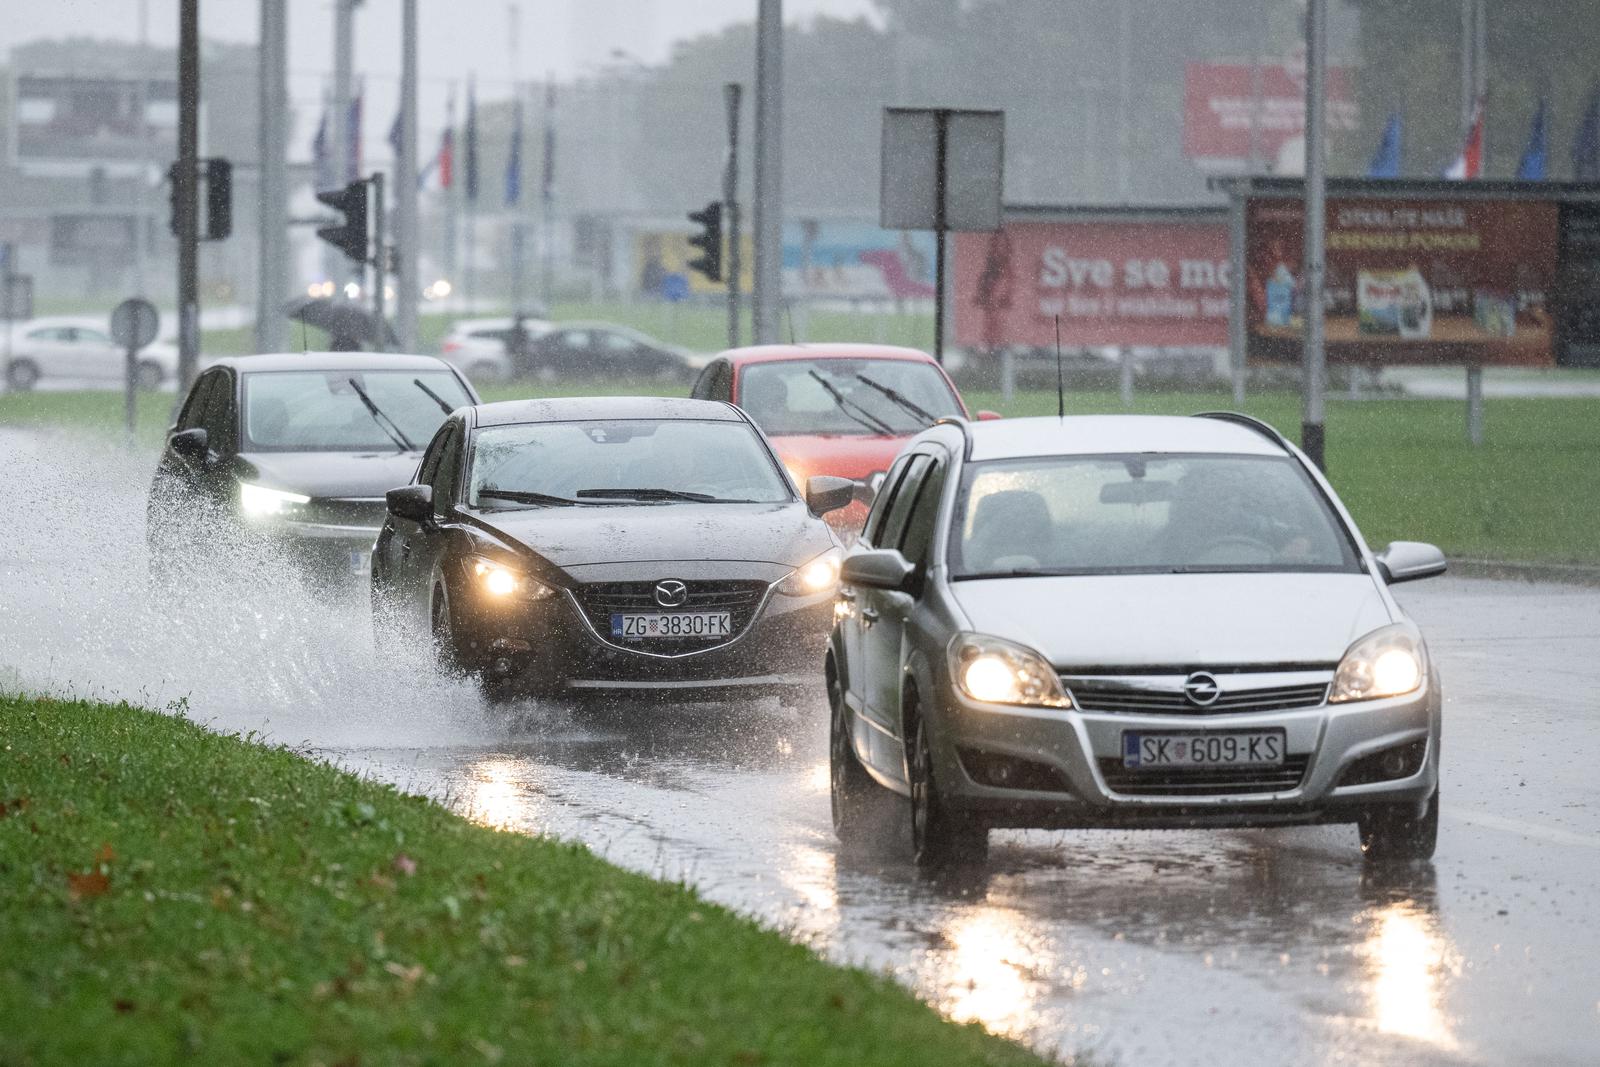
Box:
<box><xmin>881</xmin><ymin>108</ymin><xmax>1004</xmax><ymax>232</ymax></box>
<box><xmin>111</xmin><ymin>297</ymin><xmax>160</xmax><ymax>350</ymax></box>
<box><xmin>11</xmin><ymin>74</ymin><xmax>181</xmax><ymax>173</ymax></box>
<box><xmin>1184</xmin><ymin>62</ymin><xmax>1358</xmax><ymax>171</ymax></box>
<box><xmin>953</xmin><ymin>217</ymin><xmax>1231</xmax><ymax>349</ymax></box>
<box><xmin>1554</xmin><ymin>204</ymin><xmax>1600</xmax><ymax>368</ymax></box>
<box><xmin>1244</xmin><ymin>196</ymin><xmax>1574</xmax><ymax>367</ymax></box>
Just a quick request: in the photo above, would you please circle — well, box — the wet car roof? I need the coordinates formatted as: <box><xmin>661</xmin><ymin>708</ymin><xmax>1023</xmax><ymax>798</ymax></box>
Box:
<box><xmin>715</xmin><ymin>343</ymin><xmax>937</xmax><ymax>365</ymax></box>
<box><xmin>471</xmin><ymin>396</ymin><xmax>743</xmax><ymax>427</ymax></box>
<box><xmin>955</xmin><ymin>415</ymin><xmax>1287</xmax><ymax>461</ymax></box>
<box><xmin>207</xmin><ymin>352</ymin><xmax>457</xmax><ymax>373</ymax></box>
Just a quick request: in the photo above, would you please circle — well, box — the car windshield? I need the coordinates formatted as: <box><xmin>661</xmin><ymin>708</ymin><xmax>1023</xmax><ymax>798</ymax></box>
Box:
<box><xmin>467</xmin><ymin>419</ymin><xmax>793</xmax><ymax>507</ymax></box>
<box><xmin>241</xmin><ymin>370</ymin><xmax>472</xmax><ymax>452</ymax></box>
<box><xmin>737</xmin><ymin>358</ymin><xmax>964</xmax><ymax>436</ymax></box>
<box><xmin>950</xmin><ymin>453</ymin><xmax>1359</xmax><ymax>578</ymax></box>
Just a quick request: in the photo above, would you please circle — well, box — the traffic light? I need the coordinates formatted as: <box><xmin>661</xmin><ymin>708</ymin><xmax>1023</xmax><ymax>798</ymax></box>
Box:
<box><xmin>316</xmin><ymin>180</ymin><xmax>369</xmax><ymax>264</ymax></box>
<box><xmin>687</xmin><ymin>201</ymin><xmax>723</xmax><ymax>283</ymax></box>
<box><xmin>204</xmin><ymin>158</ymin><xmax>232</xmax><ymax>240</ymax></box>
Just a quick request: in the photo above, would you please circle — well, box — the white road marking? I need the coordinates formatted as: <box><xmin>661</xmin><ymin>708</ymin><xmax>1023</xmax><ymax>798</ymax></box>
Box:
<box><xmin>1448</xmin><ymin>807</ymin><xmax>1600</xmax><ymax>851</ymax></box>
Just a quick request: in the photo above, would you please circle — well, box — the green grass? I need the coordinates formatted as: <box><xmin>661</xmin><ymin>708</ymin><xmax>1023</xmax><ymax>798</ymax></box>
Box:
<box><xmin>0</xmin><ymin>694</ymin><xmax>1047</xmax><ymax>1067</ymax></box>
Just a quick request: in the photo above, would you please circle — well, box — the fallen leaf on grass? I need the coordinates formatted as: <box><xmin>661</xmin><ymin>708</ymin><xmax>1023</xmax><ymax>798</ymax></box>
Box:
<box><xmin>68</xmin><ymin>871</ymin><xmax>110</xmax><ymax>900</ymax></box>
<box><xmin>392</xmin><ymin>853</ymin><xmax>417</xmax><ymax>877</ymax></box>
<box><xmin>113</xmin><ymin>999</ymin><xmax>136</xmax><ymax>1014</ymax></box>
<box><xmin>95</xmin><ymin>842</ymin><xmax>116</xmax><ymax>864</ymax></box>
<box><xmin>383</xmin><ymin>961</ymin><xmax>425</xmax><ymax>986</ymax></box>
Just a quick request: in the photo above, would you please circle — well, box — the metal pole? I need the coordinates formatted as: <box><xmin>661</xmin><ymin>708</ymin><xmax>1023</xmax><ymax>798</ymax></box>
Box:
<box><xmin>1475</xmin><ymin>0</ymin><xmax>1488</xmax><ymax>162</ymax></box>
<box><xmin>396</xmin><ymin>0</ymin><xmax>420</xmax><ymax>351</ymax></box>
<box><xmin>1466</xmin><ymin>363</ymin><xmax>1484</xmax><ymax>444</ymax></box>
<box><xmin>1460</xmin><ymin>0</ymin><xmax>1475</xmax><ymax>135</ymax></box>
<box><xmin>1228</xmin><ymin>186</ymin><xmax>1248</xmax><ymax>405</ymax></box>
<box><xmin>933</xmin><ymin>110</ymin><xmax>948</xmax><ymax>363</ymax></box>
<box><xmin>1301</xmin><ymin>0</ymin><xmax>1328</xmax><ymax>470</ymax></box>
<box><xmin>1248</xmin><ymin>0</ymin><xmax>1265</xmax><ymax>174</ymax></box>
<box><xmin>1116</xmin><ymin>1</ymin><xmax>1132</xmax><ymax>198</ymax></box>
<box><xmin>371</xmin><ymin>171</ymin><xmax>386</xmax><ymax>351</ymax></box>
<box><xmin>724</xmin><ymin>82</ymin><xmax>742</xmax><ymax>349</ymax></box>
<box><xmin>331</xmin><ymin>0</ymin><xmax>357</xmax><ymax>289</ymax></box>
<box><xmin>542</xmin><ymin>78</ymin><xmax>556</xmax><ymax>309</ymax></box>
<box><xmin>1119</xmin><ymin>346</ymin><xmax>1135</xmax><ymax>406</ymax></box>
<box><xmin>133</xmin><ymin>0</ymin><xmax>150</xmax><ymax>297</ymax></box>
<box><xmin>175</xmin><ymin>0</ymin><xmax>201</xmax><ymax>398</ymax></box>
<box><xmin>256</xmin><ymin>0</ymin><xmax>289</xmax><ymax>354</ymax></box>
<box><xmin>752</xmin><ymin>0</ymin><xmax>783</xmax><ymax>344</ymax></box>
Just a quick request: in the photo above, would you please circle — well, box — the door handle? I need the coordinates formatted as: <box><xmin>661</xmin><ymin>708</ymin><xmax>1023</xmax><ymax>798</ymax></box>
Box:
<box><xmin>399</xmin><ymin>541</ymin><xmax>412</xmax><ymax>561</ymax></box>
<box><xmin>837</xmin><ymin>587</ymin><xmax>856</xmax><ymax>602</ymax></box>
<box><xmin>860</xmin><ymin>607</ymin><xmax>880</xmax><ymax>627</ymax></box>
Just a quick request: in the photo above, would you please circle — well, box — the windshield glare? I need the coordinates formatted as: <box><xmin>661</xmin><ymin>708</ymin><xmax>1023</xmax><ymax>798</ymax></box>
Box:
<box><xmin>242</xmin><ymin>370</ymin><xmax>470</xmax><ymax>452</ymax></box>
<box><xmin>951</xmin><ymin>454</ymin><xmax>1358</xmax><ymax>577</ymax></box>
<box><xmin>468</xmin><ymin>419</ymin><xmax>793</xmax><ymax>506</ymax></box>
<box><xmin>738</xmin><ymin>359</ymin><xmax>963</xmax><ymax>436</ymax></box>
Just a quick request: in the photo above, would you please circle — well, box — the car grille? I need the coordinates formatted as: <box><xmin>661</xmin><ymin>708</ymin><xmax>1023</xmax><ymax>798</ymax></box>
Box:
<box><xmin>1066</xmin><ymin>676</ymin><xmax>1330</xmax><ymax>715</ymax></box>
<box><xmin>1098</xmin><ymin>755</ymin><xmax>1311</xmax><ymax>796</ymax></box>
<box><xmin>573</xmin><ymin>579</ymin><xmax>770</xmax><ymax>653</ymax></box>
<box><xmin>300</xmin><ymin>497</ymin><xmax>387</xmax><ymax>528</ymax></box>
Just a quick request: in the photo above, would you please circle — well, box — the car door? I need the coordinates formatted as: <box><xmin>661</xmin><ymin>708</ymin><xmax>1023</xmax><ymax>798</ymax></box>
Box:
<box><xmin>22</xmin><ymin>327</ymin><xmax>75</xmax><ymax>380</ymax></box>
<box><xmin>387</xmin><ymin>422</ymin><xmax>452</xmax><ymax>623</ymax></box>
<box><xmin>193</xmin><ymin>368</ymin><xmax>240</xmax><ymax>512</ymax></box>
<box><xmin>71</xmin><ymin>327</ymin><xmax>121</xmax><ymax>381</ymax></box>
<box><xmin>837</xmin><ymin>452</ymin><xmax>909</xmax><ymax>710</ymax></box>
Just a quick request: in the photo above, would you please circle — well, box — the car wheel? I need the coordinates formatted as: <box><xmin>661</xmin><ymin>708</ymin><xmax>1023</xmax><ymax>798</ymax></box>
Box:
<box><xmin>829</xmin><ymin>659</ymin><xmax>882</xmax><ymax>847</ymax></box>
<box><xmin>430</xmin><ymin>583</ymin><xmax>465</xmax><ymax>675</ymax></box>
<box><xmin>906</xmin><ymin>691</ymin><xmax>987</xmax><ymax>868</ymax></box>
<box><xmin>5</xmin><ymin>359</ymin><xmax>40</xmax><ymax>392</ymax></box>
<box><xmin>1358</xmin><ymin>789</ymin><xmax>1439</xmax><ymax>863</ymax></box>
<box><xmin>136</xmin><ymin>360</ymin><xmax>165</xmax><ymax>390</ymax></box>
<box><xmin>468</xmin><ymin>359</ymin><xmax>506</xmax><ymax>386</ymax></box>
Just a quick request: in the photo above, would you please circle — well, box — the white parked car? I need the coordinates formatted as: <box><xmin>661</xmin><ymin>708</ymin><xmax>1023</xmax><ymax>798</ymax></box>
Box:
<box><xmin>438</xmin><ymin>316</ymin><xmax>552</xmax><ymax>385</ymax></box>
<box><xmin>4</xmin><ymin>315</ymin><xmax>178</xmax><ymax>391</ymax></box>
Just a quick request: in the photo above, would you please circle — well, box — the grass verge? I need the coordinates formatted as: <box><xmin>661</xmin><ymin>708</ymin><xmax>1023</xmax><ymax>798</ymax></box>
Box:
<box><xmin>0</xmin><ymin>695</ymin><xmax>1046</xmax><ymax>1067</ymax></box>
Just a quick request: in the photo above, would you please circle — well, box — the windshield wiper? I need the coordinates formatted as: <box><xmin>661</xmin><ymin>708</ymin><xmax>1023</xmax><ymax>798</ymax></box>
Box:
<box><xmin>477</xmin><ymin>489</ymin><xmax>581</xmax><ymax>507</ymax></box>
<box><xmin>953</xmin><ymin>567</ymin><xmax>1076</xmax><ymax>580</ymax></box>
<box><xmin>853</xmin><ymin>372</ymin><xmax>937</xmax><ymax>425</ymax></box>
<box><xmin>346</xmin><ymin>377</ymin><xmax>414</xmax><ymax>452</ymax></box>
<box><xmin>575</xmin><ymin>488</ymin><xmax>755</xmax><ymax>503</ymax></box>
<box><xmin>806</xmin><ymin>370</ymin><xmax>896</xmax><ymax>436</ymax></box>
<box><xmin>413</xmin><ymin>378</ymin><xmax>457</xmax><ymax>417</ymax></box>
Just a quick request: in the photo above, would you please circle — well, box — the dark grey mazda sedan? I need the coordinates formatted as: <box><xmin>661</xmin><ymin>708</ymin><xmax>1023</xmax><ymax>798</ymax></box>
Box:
<box><xmin>371</xmin><ymin>396</ymin><xmax>853</xmax><ymax>705</ymax></box>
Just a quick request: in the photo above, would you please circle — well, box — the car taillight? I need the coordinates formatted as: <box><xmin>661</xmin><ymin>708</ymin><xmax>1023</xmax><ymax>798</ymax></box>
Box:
<box><xmin>442</xmin><ymin>339</ymin><xmax>461</xmax><ymax>353</ymax></box>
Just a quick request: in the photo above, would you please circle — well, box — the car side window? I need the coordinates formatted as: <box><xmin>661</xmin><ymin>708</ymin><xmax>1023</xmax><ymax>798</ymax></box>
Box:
<box><xmin>432</xmin><ymin>426</ymin><xmax>463</xmax><ymax>513</ymax></box>
<box><xmin>175</xmin><ymin>372</ymin><xmax>217</xmax><ymax>432</ymax></box>
<box><xmin>896</xmin><ymin>454</ymin><xmax>949</xmax><ymax>570</ymax></box>
<box><xmin>861</xmin><ymin>455</ymin><xmax>913</xmax><ymax>548</ymax></box>
<box><xmin>416</xmin><ymin>424</ymin><xmax>450</xmax><ymax>488</ymax></box>
<box><xmin>691</xmin><ymin>360</ymin><xmax>726</xmax><ymax>400</ymax></box>
<box><xmin>876</xmin><ymin>455</ymin><xmax>932</xmax><ymax>552</ymax></box>
<box><xmin>710</xmin><ymin>361</ymin><xmax>733</xmax><ymax>402</ymax></box>
<box><xmin>199</xmin><ymin>370</ymin><xmax>236</xmax><ymax>453</ymax></box>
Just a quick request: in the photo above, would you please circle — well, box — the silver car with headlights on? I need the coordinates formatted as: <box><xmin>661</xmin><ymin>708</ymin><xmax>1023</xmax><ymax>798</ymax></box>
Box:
<box><xmin>828</xmin><ymin>413</ymin><xmax>1446</xmax><ymax>867</ymax></box>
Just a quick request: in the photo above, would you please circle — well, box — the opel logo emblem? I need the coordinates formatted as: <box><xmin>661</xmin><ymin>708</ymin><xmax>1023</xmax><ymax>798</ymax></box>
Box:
<box><xmin>1183</xmin><ymin>671</ymin><xmax>1222</xmax><ymax>707</ymax></box>
<box><xmin>653</xmin><ymin>579</ymin><xmax>688</xmax><ymax>608</ymax></box>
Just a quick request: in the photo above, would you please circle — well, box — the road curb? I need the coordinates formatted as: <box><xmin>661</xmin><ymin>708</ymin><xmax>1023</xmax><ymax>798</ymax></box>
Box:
<box><xmin>1449</xmin><ymin>557</ymin><xmax>1600</xmax><ymax>587</ymax></box>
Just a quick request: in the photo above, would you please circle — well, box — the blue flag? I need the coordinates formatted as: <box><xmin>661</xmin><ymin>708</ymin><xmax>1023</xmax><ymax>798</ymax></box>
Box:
<box><xmin>1517</xmin><ymin>98</ymin><xmax>1548</xmax><ymax>180</ymax></box>
<box><xmin>1367</xmin><ymin>112</ymin><xmax>1402</xmax><ymax>178</ymax></box>
<box><xmin>464</xmin><ymin>82</ymin><xmax>480</xmax><ymax>203</ymax></box>
<box><xmin>505</xmin><ymin>98</ymin><xmax>523</xmax><ymax>207</ymax></box>
<box><xmin>1575</xmin><ymin>84</ymin><xmax>1600</xmax><ymax>180</ymax></box>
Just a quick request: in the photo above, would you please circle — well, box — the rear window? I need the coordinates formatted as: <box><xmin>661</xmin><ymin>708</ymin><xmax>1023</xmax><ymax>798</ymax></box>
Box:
<box><xmin>737</xmin><ymin>358</ymin><xmax>963</xmax><ymax>437</ymax></box>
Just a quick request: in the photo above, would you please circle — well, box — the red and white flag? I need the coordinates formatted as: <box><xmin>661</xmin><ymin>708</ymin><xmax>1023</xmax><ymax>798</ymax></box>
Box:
<box><xmin>1445</xmin><ymin>99</ymin><xmax>1484</xmax><ymax>179</ymax></box>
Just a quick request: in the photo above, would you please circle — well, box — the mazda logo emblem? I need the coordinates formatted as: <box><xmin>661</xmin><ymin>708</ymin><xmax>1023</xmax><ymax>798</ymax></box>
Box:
<box><xmin>1183</xmin><ymin>671</ymin><xmax>1222</xmax><ymax>707</ymax></box>
<box><xmin>653</xmin><ymin>579</ymin><xmax>688</xmax><ymax>608</ymax></box>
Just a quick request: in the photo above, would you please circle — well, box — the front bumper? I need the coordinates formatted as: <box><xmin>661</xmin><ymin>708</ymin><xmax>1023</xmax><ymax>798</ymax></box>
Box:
<box><xmin>928</xmin><ymin>678</ymin><xmax>1440</xmax><ymax>830</ymax></box>
<box><xmin>266</xmin><ymin>520</ymin><xmax>380</xmax><ymax>584</ymax></box>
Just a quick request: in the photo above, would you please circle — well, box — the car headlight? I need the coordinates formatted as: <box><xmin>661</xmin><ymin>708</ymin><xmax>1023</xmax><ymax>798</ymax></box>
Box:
<box><xmin>469</xmin><ymin>555</ymin><xmax>555</xmax><ymax>601</ymax></box>
<box><xmin>1328</xmin><ymin>624</ymin><xmax>1425</xmax><ymax>703</ymax></box>
<box><xmin>947</xmin><ymin>633</ymin><xmax>1072</xmax><ymax>709</ymax></box>
<box><xmin>778</xmin><ymin>547</ymin><xmax>842</xmax><ymax>596</ymax></box>
<box><xmin>239</xmin><ymin>482</ymin><xmax>310</xmax><ymax>518</ymax></box>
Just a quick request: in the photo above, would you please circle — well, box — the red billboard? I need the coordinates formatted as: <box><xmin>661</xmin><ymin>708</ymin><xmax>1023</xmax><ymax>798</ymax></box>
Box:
<box><xmin>1184</xmin><ymin>62</ymin><xmax>1358</xmax><ymax>169</ymax></box>
<box><xmin>1246</xmin><ymin>197</ymin><xmax>1561</xmax><ymax>367</ymax></box>
<box><xmin>953</xmin><ymin>218</ymin><xmax>1231</xmax><ymax>349</ymax></box>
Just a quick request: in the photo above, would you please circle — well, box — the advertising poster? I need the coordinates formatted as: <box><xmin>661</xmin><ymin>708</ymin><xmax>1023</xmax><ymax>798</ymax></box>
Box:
<box><xmin>952</xmin><ymin>218</ymin><xmax>1231</xmax><ymax>349</ymax></box>
<box><xmin>1245</xmin><ymin>197</ymin><xmax>1561</xmax><ymax>367</ymax></box>
<box><xmin>1555</xmin><ymin>204</ymin><xmax>1600</xmax><ymax>368</ymax></box>
<box><xmin>1184</xmin><ymin>62</ymin><xmax>1358</xmax><ymax>170</ymax></box>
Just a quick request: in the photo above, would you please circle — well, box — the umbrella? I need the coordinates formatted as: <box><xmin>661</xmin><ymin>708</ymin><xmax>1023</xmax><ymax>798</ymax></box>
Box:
<box><xmin>281</xmin><ymin>297</ymin><xmax>398</xmax><ymax>351</ymax></box>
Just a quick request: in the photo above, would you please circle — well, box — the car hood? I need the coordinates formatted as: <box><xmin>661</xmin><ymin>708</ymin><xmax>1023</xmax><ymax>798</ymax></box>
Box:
<box><xmin>768</xmin><ymin>433</ymin><xmax>913</xmax><ymax>484</ymax></box>
<box><xmin>950</xmin><ymin>572</ymin><xmax>1392</xmax><ymax>668</ymax></box>
<box><xmin>238</xmin><ymin>450</ymin><xmax>422</xmax><ymax>499</ymax></box>
<box><xmin>467</xmin><ymin>501</ymin><xmax>834</xmax><ymax>572</ymax></box>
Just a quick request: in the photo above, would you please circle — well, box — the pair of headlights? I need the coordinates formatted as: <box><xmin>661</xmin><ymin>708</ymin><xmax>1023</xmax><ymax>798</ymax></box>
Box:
<box><xmin>239</xmin><ymin>482</ymin><xmax>310</xmax><ymax>518</ymax></box>
<box><xmin>950</xmin><ymin>624</ymin><xmax>1426</xmax><ymax>710</ymax></box>
<box><xmin>466</xmin><ymin>548</ymin><xmax>843</xmax><ymax>602</ymax></box>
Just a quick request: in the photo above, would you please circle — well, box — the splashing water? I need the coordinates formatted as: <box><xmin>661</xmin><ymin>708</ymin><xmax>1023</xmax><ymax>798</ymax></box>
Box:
<box><xmin>0</xmin><ymin>428</ymin><xmax>494</xmax><ymax>748</ymax></box>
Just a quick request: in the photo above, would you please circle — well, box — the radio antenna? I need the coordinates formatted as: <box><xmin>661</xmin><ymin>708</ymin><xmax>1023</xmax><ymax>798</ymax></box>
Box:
<box><xmin>1054</xmin><ymin>314</ymin><xmax>1065</xmax><ymax>420</ymax></box>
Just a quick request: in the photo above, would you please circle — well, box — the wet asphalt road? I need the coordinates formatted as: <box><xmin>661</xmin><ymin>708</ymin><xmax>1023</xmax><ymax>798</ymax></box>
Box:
<box><xmin>3</xmin><ymin>429</ymin><xmax>1598</xmax><ymax>1065</ymax></box>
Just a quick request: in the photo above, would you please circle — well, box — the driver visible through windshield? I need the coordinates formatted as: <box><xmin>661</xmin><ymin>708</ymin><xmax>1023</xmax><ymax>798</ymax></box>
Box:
<box><xmin>468</xmin><ymin>419</ymin><xmax>793</xmax><ymax>507</ymax></box>
<box><xmin>737</xmin><ymin>359</ymin><xmax>964</xmax><ymax>436</ymax></box>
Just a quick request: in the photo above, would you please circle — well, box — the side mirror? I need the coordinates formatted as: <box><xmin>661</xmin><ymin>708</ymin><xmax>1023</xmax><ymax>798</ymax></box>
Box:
<box><xmin>386</xmin><ymin>484</ymin><xmax>435</xmax><ymax>524</ymax></box>
<box><xmin>170</xmin><ymin>427</ymin><xmax>208</xmax><ymax>459</ymax></box>
<box><xmin>840</xmin><ymin>548</ymin><xmax>915</xmax><ymax>592</ymax></box>
<box><xmin>806</xmin><ymin>475</ymin><xmax>855</xmax><ymax>517</ymax></box>
<box><xmin>1374</xmin><ymin>541</ymin><xmax>1447</xmax><ymax>584</ymax></box>
<box><xmin>976</xmin><ymin>410</ymin><xmax>1003</xmax><ymax>421</ymax></box>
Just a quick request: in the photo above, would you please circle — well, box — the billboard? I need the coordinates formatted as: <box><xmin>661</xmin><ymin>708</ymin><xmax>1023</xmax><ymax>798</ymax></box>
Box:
<box><xmin>1245</xmin><ymin>197</ymin><xmax>1564</xmax><ymax>367</ymax></box>
<box><xmin>1184</xmin><ymin>62</ymin><xmax>1358</xmax><ymax>171</ymax></box>
<box><xmin>952</xmin><ymin>218</ymin><xmax>1231</xmax><ymax>349</ymax></box>
<box><xmin>1554</xmin><ymin>205</ymin><xmax>1600</xmax><ymax>368</ymax></box>
<box><xmin>11</xmin><ymin>74</ymin><xmax>180</xmax><ymax>171</ymax></box>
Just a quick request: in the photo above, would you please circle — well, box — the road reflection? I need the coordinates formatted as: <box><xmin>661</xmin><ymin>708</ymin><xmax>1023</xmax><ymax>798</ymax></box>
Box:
<box><xmin>938</xmin><ymin>904</ymin><xmax>1059</xmax><ymax>1038</ymax></box>
<box><xmin>1363</xmin><ymin>898</ymin><xmax>1460</xmax><ymax>1051</ymax></box>
<box><xmin>461</xmin><ymin>756</ymin><xmax>540</xmax><ymax>831</ymax></box>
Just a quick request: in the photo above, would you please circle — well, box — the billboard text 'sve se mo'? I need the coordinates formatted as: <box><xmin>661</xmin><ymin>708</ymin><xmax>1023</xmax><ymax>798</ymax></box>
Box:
<box><xmin>953</xmin><ymin>220</ymin><xmax>1230</xmax><ymax>349</ymax></box>
<box><xmin>1246</xmin><ymin>197</ymin><xmax>1563</xmax><ymax>368</ymax></box>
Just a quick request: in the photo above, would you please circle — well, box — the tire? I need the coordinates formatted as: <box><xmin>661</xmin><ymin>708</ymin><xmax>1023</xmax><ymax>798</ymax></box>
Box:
<box><xmin>5</xmin><ymin>359</ymin><xmax>40</xmax><ymax>392</ymax></box>
<box><xmin>136</xmin><ymin>360</ymin><xmax>164</xmax><ymax>390</ymax></box>
<box><xmin>829</xmin><ymin>659</ymin><xmax>881</xmax><ymax>847</ymax></box>
<box><xmin>431</xmin><ymin>583</ymin><xmax>466</xmax><ymax>675</ymax></box>
<box><xmin>906</xmin><ymin>691</ymin><xmax>987</xmax><ymax>868</ymax></box>
<box><xmin>1358</xmin><ymin>789</ymin><xmax>1439</xmax><ymax>863</ymax></box>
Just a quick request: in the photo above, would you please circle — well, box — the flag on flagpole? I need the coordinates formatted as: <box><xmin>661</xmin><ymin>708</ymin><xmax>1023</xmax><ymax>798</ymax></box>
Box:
<box><xmin>1444</xmin><ymin>99</ymin><xmax>1483</xmax><ymax>179</ymax></box>
<box><xmin>505</xmin><ymin>97</ymin><xmax>524</xmax><ymax>207</ymax></box>
<box><xmin>1367</xmin><ymin>112</ymin><xmax>1402</xmax><ymax>178</ymax></box>
<box><xmin>464</xmin><ymin>81</ymin><xmax>480</xmax><ymax>203</ymax></box>
<box><xmin>346</xmin><ymin>90</ymin><xmax>364</xmax><ymax>182</ymax></box>
<box><xmin>1574</xmin><ymin>83</ymin><xmax>1600</xmax><ymax>180</ymax></box>
<box><xmin>1517</xmin><ymin>98</ymin><xmax>1549</xmax><ymax>180</ymax></box>
<box><xmin>312</xmin><ymin>107</ymin><xmax>332</xmax><ymax>189</ymax></box>
<box><xmin>541</xmin><ymin>82</ymin><xmax>557</xmax><ymax>207</ymax></box>
<box><xmin>436</xmin><ymin>126</ymin><xmax>454</xmax><ymax>190</ymax></box>
<box><xmin>387</xmin><ymin>106</ymin><xmax>402</xmax><ymax>158</ymax></box>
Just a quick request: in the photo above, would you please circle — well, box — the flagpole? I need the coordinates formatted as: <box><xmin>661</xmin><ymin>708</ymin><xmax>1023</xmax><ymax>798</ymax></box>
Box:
<box><xmin>542</xmin><ymin>77</ymin><xmax>556</xmax><ymax>311</ymax></box>
<box><xmin>465</xmin><ymin>75</ymin><xmax>478</xmax><ymax>314</ymax></box>
<box><xmin>444</xmin><ymin>84</ymin><xmax>459</xmax><ymax>309</ymax></box>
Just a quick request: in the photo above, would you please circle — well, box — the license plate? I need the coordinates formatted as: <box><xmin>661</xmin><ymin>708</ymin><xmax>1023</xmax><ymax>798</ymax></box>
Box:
<box><xmin>610</xmin><ymin>611</ymin><xmax>732</xmax><ymax>640</ymax></box>
<box><xmin>348</xmin><ymin>549</ymin><xmax>370</xmax><ymax>575</ymax></box>
<box><xmin>1121</xmin><ymin>730</ymin><xmax>1285</xmax><ymax>769</ymax></box>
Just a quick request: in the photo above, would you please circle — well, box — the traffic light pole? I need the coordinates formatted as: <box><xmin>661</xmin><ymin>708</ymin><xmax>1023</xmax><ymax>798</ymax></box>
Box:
<box><xmin>724</xmin><ymin>82</ymin><xmax>742</xmax><ymax>350</ymax></box>
<box><xmin>255</xmin><ymin>0</ymin><xmax>289</xmax><ymax>354</ymax></box>
<box><xmin>175</xmin><ymin>0</ymin><xmax>201</xmax><ymax>398</ymax></box>
<box><xmin>371</xmin><ymin>171</ymin><xmax>386</xmax><ymax>352</ymax></box>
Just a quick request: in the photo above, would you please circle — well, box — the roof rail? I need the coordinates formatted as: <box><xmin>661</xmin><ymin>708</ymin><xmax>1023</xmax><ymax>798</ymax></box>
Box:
<box><xmin>932</xmin><ymin>416</ymin><xmax>974</xmax><ymax>459</ymax></box>
<box><xmin>1192</xmin><ymin>410</ymin><xmax>1293</xmax><ymax>452</ymax></box>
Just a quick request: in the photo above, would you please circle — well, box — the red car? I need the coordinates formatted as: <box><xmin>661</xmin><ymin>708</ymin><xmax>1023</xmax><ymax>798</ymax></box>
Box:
<box><xmin>690</xmin><ymin>344</ymin><xmax>996</xmax><ymax>530</ymax></box>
